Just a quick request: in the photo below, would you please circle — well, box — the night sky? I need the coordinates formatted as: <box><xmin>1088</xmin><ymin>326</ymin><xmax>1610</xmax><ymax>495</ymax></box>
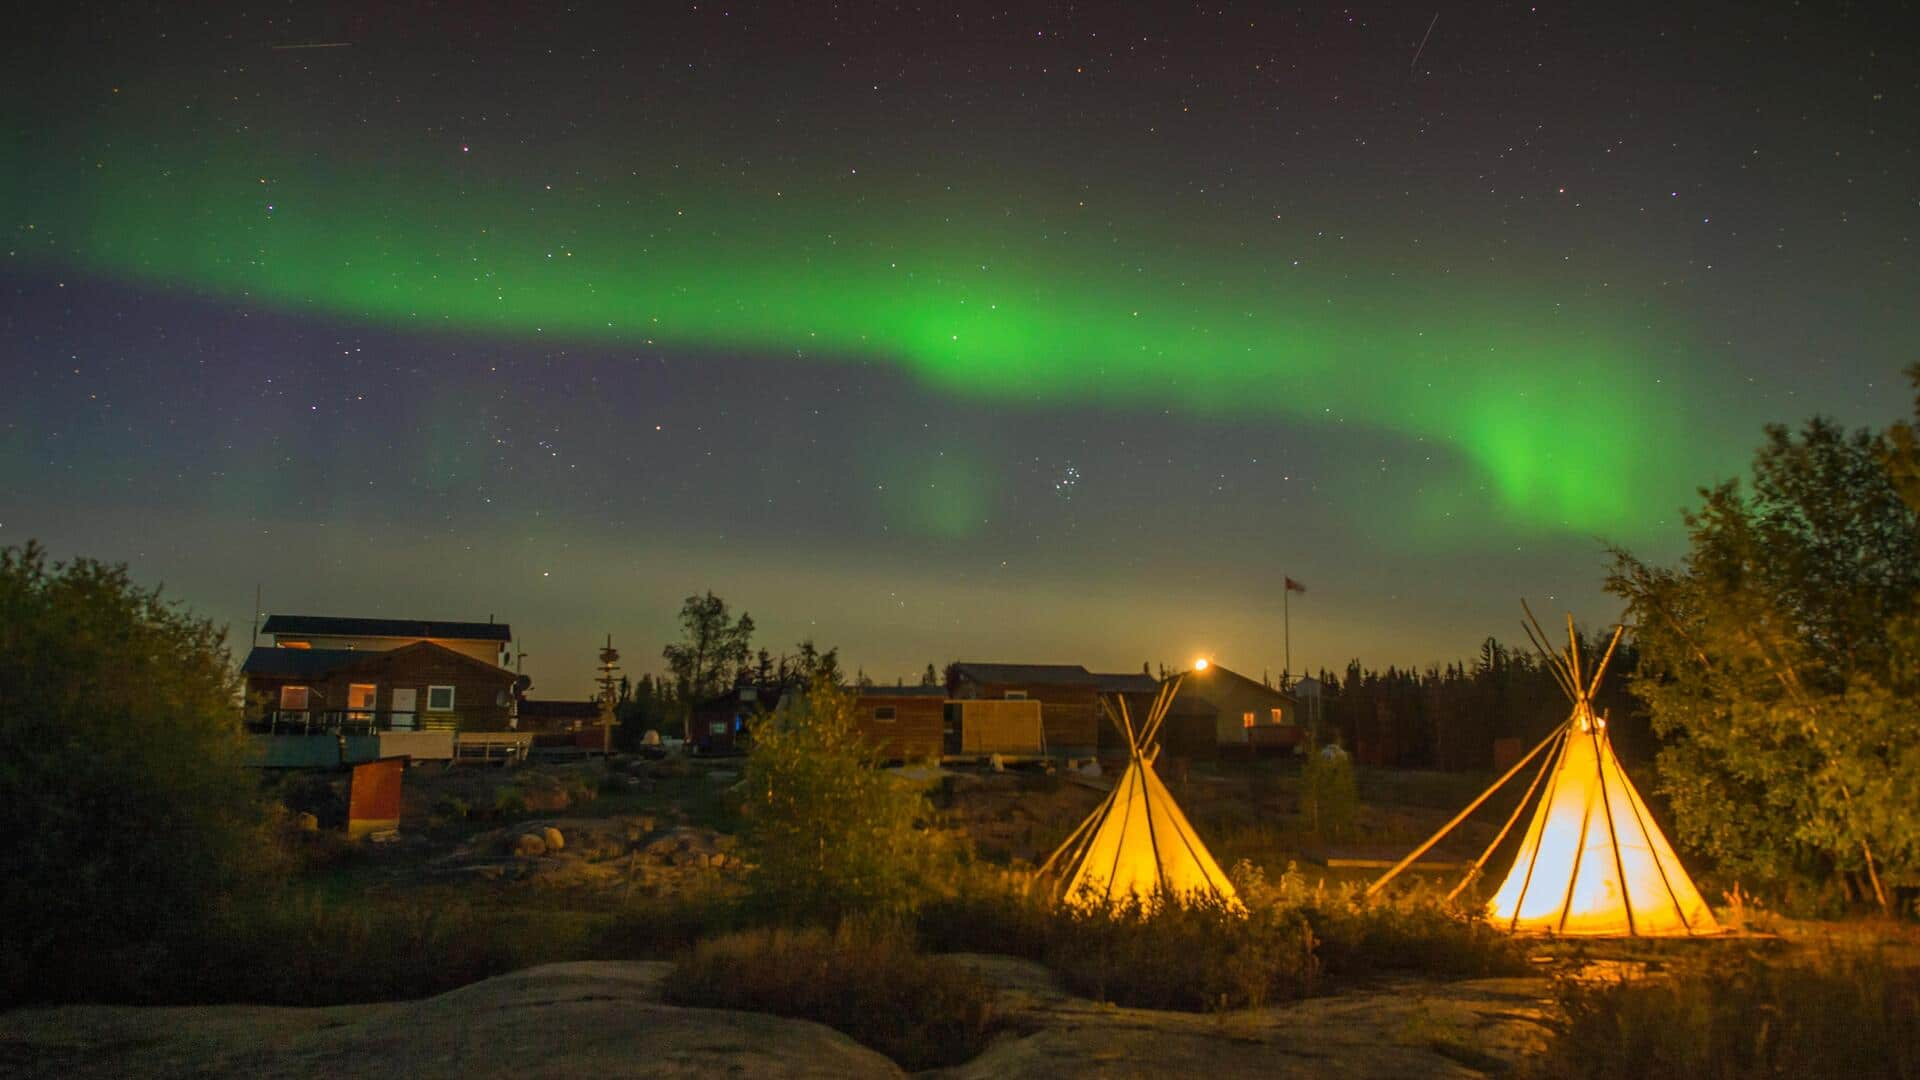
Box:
<box><xmin>4</xmin><ymin>4</ymin><xmax>1915</xmax><ymax>696</ymax></box>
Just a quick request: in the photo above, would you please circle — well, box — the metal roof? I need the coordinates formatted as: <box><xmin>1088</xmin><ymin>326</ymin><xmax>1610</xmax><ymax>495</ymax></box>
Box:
<box><xmin>260</xmin><ymin>614</ymin><xmax>513</xmax><ymax>643</ymax></box>
<box><xmin>1090</xmin><ymin>672</ymin><xmax>1161</xmax><ymax>694</ymax></box>
<box><xmin>239</xmin><ymin>647</ymin><xmax>365</xmax><ymax>678</ymax></box>
<box><xmin>949</xmin><ymin>662</ymin><xmax>1097</xmax><ymax>686</ymax></box>
<box><xmin>858</xmin><ymin>684</ymin><xmax>948</xmax><ymax>697</ymax></box>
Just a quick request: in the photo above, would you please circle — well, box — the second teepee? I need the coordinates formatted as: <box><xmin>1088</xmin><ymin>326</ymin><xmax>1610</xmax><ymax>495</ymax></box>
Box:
<box><xmin>1371</xmin><ymin>608</ymin><xmax>1720</xmax><ymax>937</ymax></box>
<box><xmin>1038</xmin><ymin>674</ymin><xmax>1241</xmax><ymax>911</ymax></box>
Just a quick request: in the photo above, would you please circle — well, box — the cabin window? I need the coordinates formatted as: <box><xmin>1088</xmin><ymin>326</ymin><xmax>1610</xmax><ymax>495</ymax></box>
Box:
<box><xmin>279</xmin><ymin>640</ymin><xmax>311</xmax><ymax>650</ymax></box>
<box><xmin>280</xmin><ymin>685</ymin><xmax>310</xmax><ymax>710</ymax></box>
<box><xmin>348</xmin><ymin>684</ymin><xmax>377</xmax><ymax>712</ymax></box>
<box><xmin>1242</xmin><ymin>711</ymin><xmax>1256</xmax><ymax>728</ymax></box>
<box><xmin>710</xmin><ymin>721</ymin><xmax>727</xmax><ymax>735</ymax></box>
<box><xmin>1004</xmin><ymin>690</ymin><xmax>1028</xmax><ymax>700</ymax></box>
<box><xmin>873</xmin><ymin>706</ymin><xmax>897</xmax><ymax>722</ymax></box>
<box><xmin>1271</xmin><ymin>707</ymin><xmax>1285</xmax><ymax>724</ymax></box>
<box><xmin>427</xmin><ymin>685</ymin><xmax>455</xmax><ymax>712</ymax></box>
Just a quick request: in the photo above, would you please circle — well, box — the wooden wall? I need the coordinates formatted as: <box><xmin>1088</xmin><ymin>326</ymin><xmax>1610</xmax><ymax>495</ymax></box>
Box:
<box><xmin>852</xmin><ymin>694</ymin><xmax>945</xmax><ymax>761</ymax></box>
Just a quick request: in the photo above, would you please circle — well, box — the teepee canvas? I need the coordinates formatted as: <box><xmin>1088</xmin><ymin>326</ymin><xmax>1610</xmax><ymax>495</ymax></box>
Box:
<box><xmin>1371</xmin><ymin>608</ymin><xmax>1721</xmax><ymax>937</ymax></box>
<box><xmin>1039</xmin><ymin>675</ymin><xmax>1241</xmax><ymax>911</ymax></box>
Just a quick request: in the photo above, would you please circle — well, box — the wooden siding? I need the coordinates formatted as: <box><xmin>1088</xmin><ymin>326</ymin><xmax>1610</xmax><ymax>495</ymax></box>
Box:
<box><xmin>852</xmin><ymin>694</ymin><xmax>944</xmax><ymax>761</ymax></box>
<box><xmin>246</xmin><ymin>643</ymin><xmax>516</xmax><ymax>731</ymax></box>
<box><xmin>949</xmin><ymin>676</ymin><xmax>1099</xmax><ymax>755</ymax></box>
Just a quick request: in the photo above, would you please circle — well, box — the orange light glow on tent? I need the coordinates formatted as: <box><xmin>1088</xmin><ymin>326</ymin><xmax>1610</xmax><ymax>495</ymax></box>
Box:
<box><xmin>1369</xmin><ymin>606</ymin><xmax>1722</xmax><ymax>937</ymax></box>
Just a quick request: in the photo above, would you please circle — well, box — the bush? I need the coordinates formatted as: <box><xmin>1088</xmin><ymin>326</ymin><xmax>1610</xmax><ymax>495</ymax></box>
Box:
<box><xmin>920</xmin><ymin>866</ymin><xmax>1526</xmax><ymax>1013</ymax></box>
<box><xmin>740</xmin><ymin>678</ymin><xmax>953</xmax><ymax>921</ymax></box>
<box><xmin>1532</xmin><ymin>948</ymin><xmax>1920</xmax><ymax>1079</ymax></box>
<box><xmin>1045</xmin><ymin>895</ymin><xmax>1319</xmax><ymax>1010</ymax></box>
<box><xmin>0</xmin><ymin>542</ymin><xmax>273</xmax><ymax>1006</ymax></box>
<box><xmin>663</xmin><ymin>922</ymin><xmax>999</xmax><ymax>1070</ymax></box>
<box><xmin>1299</xmin><ymin>747</ymin><xmax>1359</xmax><ymax>841</ymax></box>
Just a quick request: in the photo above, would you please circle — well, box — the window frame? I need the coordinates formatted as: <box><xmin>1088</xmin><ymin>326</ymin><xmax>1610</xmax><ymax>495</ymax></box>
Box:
<box><xmin>347</xmin><ymin>683</ymin><xmax>378</xmax><ymax>712</ymax></box>
<box><xmin>1003</xmin><ymin>690</ymin><xmax>1028</xmax><ymax>700</ymax></box>
<box><xmin>1242</xmin><ymin>711</ymin><xmax>1256</xmax><ymax>729</ymax></box>
<box><xmin>873</xmin><ymin>705</ymin><xmax>897</xmax><ymax>722</ymax></box>
<box><xmin>426</xmin><ymin>685</ymin><xmax>456</xmax><ymax>712</ymax></box>
<box><xmin>280</xmin><ymin>685</ymin><xmax>311</xmax><ymax>711</ymax></box>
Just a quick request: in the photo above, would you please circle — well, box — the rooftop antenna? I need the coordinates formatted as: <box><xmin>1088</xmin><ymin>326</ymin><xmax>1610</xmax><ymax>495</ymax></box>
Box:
<box><xmin>250</xmin><ymin>584</ymin><xmax>262</xmax><ymax>649</ymax></box>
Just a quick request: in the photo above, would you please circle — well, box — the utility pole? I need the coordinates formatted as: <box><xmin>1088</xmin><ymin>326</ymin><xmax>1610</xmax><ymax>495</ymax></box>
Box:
<box><xmin>597</xmin><ymin>635</ymin><xmax>621</xmax><ymax>757</ymax></box>
<box><xmin>1282</xmin><ymin>577</ymin><xmax>1306</xmax><ymax>690</ymax></box>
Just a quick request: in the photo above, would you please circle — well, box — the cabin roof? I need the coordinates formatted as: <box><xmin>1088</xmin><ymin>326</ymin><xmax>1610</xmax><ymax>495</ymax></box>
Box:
<box><xmin>260</xmin><ymin>614</ymin><xmax>512</xmax><ymax>643</ymax></box>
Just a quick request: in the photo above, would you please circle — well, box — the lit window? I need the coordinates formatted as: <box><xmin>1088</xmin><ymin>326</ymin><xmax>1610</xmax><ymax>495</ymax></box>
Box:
<box><xmin>1271</xmin><ymin>707</ymin><xmax>1285</xmax><ymax>724</ymax></box>
<box><xmin>280</xmin><ymin>640</ymin><xmax>311</xmax><ymax>650</ymax></box>
<box><xmin>1004</xmin><ymin>690</ymin><xmax>1028</xmax><ymax>700</ymax></box>
<box><xmin>874</xmin><ymin>706</ymin><xmax>897</xmax><ymax>721</ymax></box>
<box><xmin>348</xmin><ymin>684</ymin><xmax>377</xmax><ymax>711</ymax></box>
<box><xmin>1242</xmin><ymin>711</ymin><xmax>1256</xmax><ymax>728</ymax></box>
<box><xmin>280</xmin><ymin>685</ymin><xmax>310</xmax><ymax>710</ymax></box>
<box><xmin>427</xmin><ymin>685</ymin><xmax>455</xmax><ymax>711</ymax></box>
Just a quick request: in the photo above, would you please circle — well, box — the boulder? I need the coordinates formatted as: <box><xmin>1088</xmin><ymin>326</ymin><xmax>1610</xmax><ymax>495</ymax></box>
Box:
<box><xmin>541</xmin><ymin>826</ymin><xmax>565</xmax><ymax>852</ymax></box>
<box><xmin>295</xmin><ymin>812</ymin><xmax>320</xmax><ymax>833</ymax></box>
<box><xmin>513</xmin><ymin>833</ymin><xmax>548</xmax><ymax>858</ymax></box>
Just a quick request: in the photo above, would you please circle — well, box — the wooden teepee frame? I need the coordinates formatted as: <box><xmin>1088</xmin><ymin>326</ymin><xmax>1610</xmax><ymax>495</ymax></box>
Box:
<box><xmin>1035</xmin><ymin>673</ymin><xmax>1235</xmax><ymax>906</ymax></box>
<box><xmin>1366</xmin><ymin>603</ymin><xmax>1711</xmax><ymax>936</ymax></box>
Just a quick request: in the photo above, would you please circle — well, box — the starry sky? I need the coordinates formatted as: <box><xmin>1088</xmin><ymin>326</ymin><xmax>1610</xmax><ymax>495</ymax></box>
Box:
<box><xmin>4</xmin><ymin>4</ymin><xmax>1915</xmax><ymax>696</ymax></box>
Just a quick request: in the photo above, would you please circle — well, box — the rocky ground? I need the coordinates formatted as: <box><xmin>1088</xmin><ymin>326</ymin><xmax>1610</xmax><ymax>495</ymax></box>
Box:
<box><xmin>0</xmin><ymin>957</ymin><xmax>1555</xmax><ymax>1079</ymax></box>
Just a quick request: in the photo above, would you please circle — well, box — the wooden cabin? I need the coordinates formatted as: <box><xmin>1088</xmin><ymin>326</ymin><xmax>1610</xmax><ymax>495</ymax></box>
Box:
<box><xmin>947</xmin><ymin>663</ymin><xmax>1102</xmax><ymax>758</ymax></box>
<box><xmin>1171</xmin><ymin>663</ymin><xmax>1304</xmax><ymax>754</ymax></box>
<box><xmin>853</xmin><ymin>685</ymin><xmax>946</xmax><ymax>762</ymax></box>
<box><xmin>241</xmin><ymin>639</ymin><xmax>518</xmax><ymax>733</ymax></box>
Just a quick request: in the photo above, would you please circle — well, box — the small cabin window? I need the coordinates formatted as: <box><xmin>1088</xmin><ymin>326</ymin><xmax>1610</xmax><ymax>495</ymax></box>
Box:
<box><xmin>427</xmin><ymin>685</ymin><xmax>455</xmax><ymax>712</ymax></box>
<box><xmin>348</xmin><ymin>684</ymin><xmax>377</xmax><ymax>711</ymax></box>
<box><xmin>280</xmin><ymin>685</ymin><xmax>310</xmax><ymax>710</ymax></box>
<box><xmin>279</xmin><ymin>640</ymin><xmax>311</xmax><ymax>650</ymax></box>
<box><xmin>1271</xmin><ymin>707</ymin><xmax>1285</xmax><ymax>724</ymax></box>
<box><xmin>1004</xmin><ymin>690</ymin><xmax>1028</xmax><ymax>700</ymax></box>
<box><xmin>1242</xmin><ymin>711</ymin><xmax>1256</xmax><ymax>729</ymax></box>
<box><xmin>873</xmin><ymin>706</ymin><xmax>897</xmax><ymax>722</ymax></box>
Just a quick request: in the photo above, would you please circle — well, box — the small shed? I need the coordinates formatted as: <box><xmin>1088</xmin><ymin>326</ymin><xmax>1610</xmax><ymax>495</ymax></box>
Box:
<box><xmin>853</xmin><ymin>685</ymin><xmax>946</xmax><ymax>762</ymax></box>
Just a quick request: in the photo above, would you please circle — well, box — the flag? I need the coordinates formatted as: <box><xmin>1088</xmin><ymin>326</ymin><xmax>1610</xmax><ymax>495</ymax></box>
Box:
<box><xmin>1284</xmin><ymin>577</ymin><xmax>1306</xmax><ymax>594</ymax></box>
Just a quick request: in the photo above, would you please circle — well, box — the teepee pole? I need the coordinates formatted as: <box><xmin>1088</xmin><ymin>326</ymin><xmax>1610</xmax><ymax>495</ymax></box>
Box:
<box><xmin>1366</xmin><ymin>720</ymin><xmax>1569</xmax><ymax>899</ymax></box>
<box><xmin>1447</xmin><ymin>724</ymin><xmax>1566</xmax><ymax>904</ymax></box>
<box><xmin>1554</xmin><ymin>750</ymin><xmax>1601</xmax><ymax>934</ymax></box>
<box><xmin>1505</xmin><ymin>727</ymin><xmax>1575</xmax><ymax>930</ymax></box>
<box><xmin>1565</xmin><ymin>613</ymin><xmax>1584</xmax><ymax>692</ymax></box>
<box><xmin>1589</xmin><ymin>721</ymin><xmax>1637</xmax><ymax>935</ymax></box>
<box><xmin>1585</xmin><ymin>626</ymin><xmax>1625</xmax><ymax>701</ymax></box>
<box><xmin>1521</xmin><ymin>603</ymin><xmax>1579</xmax><ymax>701</ymax></box>
<box><xmin>1610</xmin><ymin>731</ymin><xmax>1703</xmax><ymax>934</ymax></box>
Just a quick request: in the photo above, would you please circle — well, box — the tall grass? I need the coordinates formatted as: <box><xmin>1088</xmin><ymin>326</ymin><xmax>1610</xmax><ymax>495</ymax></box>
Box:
<box><xmin>917</xmin><ymin>865</ymin><xmax>1527</xmax><ymax>1012</ymax></box>
<box><xmin>663</xmin><ymin>922</ymin><xmax>1000</xmax><ymax>1070</ymax></box>
<box><xmin>1531</xmin><ymin>947</ymin><xmax>1920</xmax><ymax>1079</ymax></box>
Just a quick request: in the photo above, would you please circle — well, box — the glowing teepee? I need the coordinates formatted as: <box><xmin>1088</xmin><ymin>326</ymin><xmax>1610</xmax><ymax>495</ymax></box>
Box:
<box><xmin>1038</xmin><ymin>674</ymin><xmax>1242</xmax><ymax>911</ymax></box>
<box><xmin>1371</xmin><ymin>607</ymin><xmax>1721</xmax><ymax>937</ymax></box>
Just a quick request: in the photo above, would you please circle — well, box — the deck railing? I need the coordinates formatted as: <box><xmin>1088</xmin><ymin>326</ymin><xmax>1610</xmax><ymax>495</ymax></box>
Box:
<box><xmin>250</xmin><ymin>709</ymin><xmax>461</xmax><ymax>735</ymax></box>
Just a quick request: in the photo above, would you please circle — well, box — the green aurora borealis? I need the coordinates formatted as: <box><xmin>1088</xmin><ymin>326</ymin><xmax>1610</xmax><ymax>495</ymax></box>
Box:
<box><xmin>13</xmin><ymin>128</ymin><xmax>1707</xmax><ymax>541</ymax></box>
<box><xmin>7</xmin><ymin>3</ymin><xmax>1913</xmax><ymax>692</ymax></box>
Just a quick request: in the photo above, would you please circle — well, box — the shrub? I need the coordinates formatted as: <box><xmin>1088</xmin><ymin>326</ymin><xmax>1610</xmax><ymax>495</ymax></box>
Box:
<box><xmin>0</xmin><ymin>543</ymin><xmax>273</xmax><ymax>1006</ymax></box>
<box><xmin>740</xmin><ymin>678</ymin><xmax>953</xmax><ymax>921</ymax></box>
<box><xmin>1532</xmin><ymin>948</ymin><xmax>1920</xmax><ymax>1079</ymax></box>
<box><xmin>1045</xmin><ymin>894</ymin><xmax>1319</xmax><ymax>1010</ymax></box>
<box><xmin>1299</xmin><ymin>746</ymin><xmax>1359</xmax><ymax>841</ymax></box>
<box><xmin>663</xmin><ymin>922</ymin><xmax>999</xmax><ymax>1070</ymax></box>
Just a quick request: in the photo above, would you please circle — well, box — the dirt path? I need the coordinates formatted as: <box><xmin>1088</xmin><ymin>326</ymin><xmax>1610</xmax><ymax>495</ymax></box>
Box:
<box><xmin>1</xmin><ymin>959</ymin><xmax>1554</xmax><ymax>1078</ymax></box>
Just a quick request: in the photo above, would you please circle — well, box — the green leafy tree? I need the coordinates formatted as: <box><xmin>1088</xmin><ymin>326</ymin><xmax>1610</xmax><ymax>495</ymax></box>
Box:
<box><xmin>661</xmin><ymin>591</ymin><xmax>755</xmax><ymax>705</ymax></box>
<box><xmin>1607</xmin><ymin>368</ymin><xmax>1920</xmax><ymax>910</ymax></box>
<box><xmin>0</xmin><ymin>543</ymin><xmax>269</xmax><ymax>1003</ymax></box>
<box><xmin>740</xmin><ymin>678</ymin><xmax>949</xmax><ymax>921</ymax></box>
